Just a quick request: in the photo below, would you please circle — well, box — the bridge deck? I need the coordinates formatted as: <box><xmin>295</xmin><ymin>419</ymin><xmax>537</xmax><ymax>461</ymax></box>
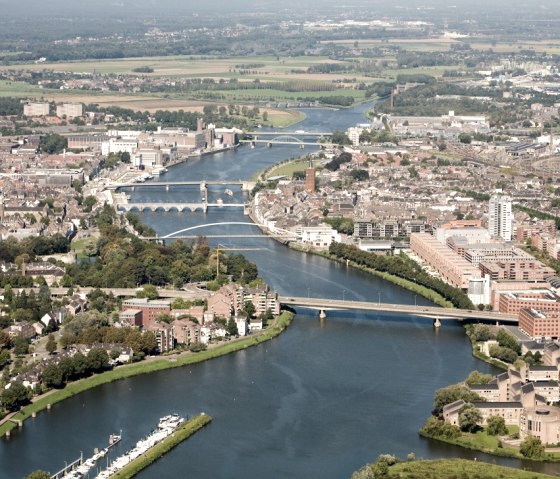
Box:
<box><xmin>280</xmin><ymin>296</ymin><xmax>518</xmax><ymax>323</ymax></box>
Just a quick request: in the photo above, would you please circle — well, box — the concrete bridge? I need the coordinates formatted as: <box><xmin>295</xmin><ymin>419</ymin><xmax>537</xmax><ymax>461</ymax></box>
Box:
<box><xmin>239</xmin><ymin>138</ymin><xmax>331</xmax><ymax>148</ymax></box>
<box><xmin>107</xmin><ymin>180</ymin><xmax>255</xmax><ymax>191</ymax></box>
<box><xmin>117</xmin><ymin>202</ymin><xmax>246</xmax><ymax>213</ymax></box>
<box><xmin>279</xmin><ymin>296</ymin><xmax>519</xmax><ymax>326</ymax></box>
<box><xmin>245</xmin><ymin>131</ymin><xmax>331</xmax><ymax>137</ymax></box>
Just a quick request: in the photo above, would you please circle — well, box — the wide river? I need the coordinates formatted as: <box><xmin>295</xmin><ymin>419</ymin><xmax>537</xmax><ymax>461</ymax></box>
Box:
<box><xmin>3</xmin><ymin>104</ymin><xmax>560</xmax><ymax>478</ymax></box>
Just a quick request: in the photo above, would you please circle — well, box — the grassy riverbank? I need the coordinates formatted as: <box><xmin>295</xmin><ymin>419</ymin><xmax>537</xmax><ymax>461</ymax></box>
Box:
<box><xmin>419</xmin><ymin>427</ymin><xmax>560</xmax><ymax>462</ymax></box>
<box><xmin>111</xmin><ymin>414</ymin><xmax>212</xmax><ymax>479</ymax></box>
<box><xmin>385</xmin><ymin>459</ymin><xmax>559</xmax><ymax>478</ymax></box>
<box><xmin>0</xmin><ymin>312</ymin><xmax>293</xmax><ymax>438</ymax></box>
<box><xmin>465</xmin><ymin>326</ymin><xmax>509</xmax><ymax>371</ymax></box>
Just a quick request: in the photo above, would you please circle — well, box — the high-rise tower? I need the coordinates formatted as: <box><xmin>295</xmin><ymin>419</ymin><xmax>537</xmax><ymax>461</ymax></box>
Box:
<box><xmin>488</xmin><ymin>194</ymin><xmax>512</xmax><ymax>241</ymax></box>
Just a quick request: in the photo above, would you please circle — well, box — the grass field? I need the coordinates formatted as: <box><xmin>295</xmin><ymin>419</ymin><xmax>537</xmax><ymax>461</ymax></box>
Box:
<box><xmin>386</xmin><ymin>459</ymin><xmax>558</xmax><ymax>479</ymax></box>
<box><xmin>264</xmin><ymin>158</ymin><xmax>320</xmax><ymax>180</ymax></box>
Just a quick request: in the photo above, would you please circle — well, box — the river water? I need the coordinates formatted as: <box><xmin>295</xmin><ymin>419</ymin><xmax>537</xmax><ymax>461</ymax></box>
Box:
<box><xmin>3</xmin><ymin>104</ymin><xmax>560</xmax><ymax>478</ymax></box>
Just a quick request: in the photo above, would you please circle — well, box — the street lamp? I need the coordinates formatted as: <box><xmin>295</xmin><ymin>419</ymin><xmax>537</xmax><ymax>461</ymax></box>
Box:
<box><xmin>342</xmin><ymin>289</ymin><xmax>346</xmax><ymax>301</ymax></box>
<box><xmin>307</xmin><ymin>287</ymin><xmax>310</xmax><ymax>299</ymax></box>
<box><xmin>377</xmin><ymin>292</ymin><xmax>381</xmax><ymax>305</ymax></box>
<box><xmin>414</xmin><ymin>294</ymin><xmax>417</xmax><ymax>307</ymax></box>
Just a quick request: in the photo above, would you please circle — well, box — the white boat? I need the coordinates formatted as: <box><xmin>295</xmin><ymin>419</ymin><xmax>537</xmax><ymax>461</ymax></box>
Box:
<box><xmin>94</xmin><ymin>415</ymin><xmax>184</xmax><ymax>479</ymax></box>
<box><xmin>224</xmin><ymin>188</ymin><xmax>233</xmax><ymax>197</ymax></box>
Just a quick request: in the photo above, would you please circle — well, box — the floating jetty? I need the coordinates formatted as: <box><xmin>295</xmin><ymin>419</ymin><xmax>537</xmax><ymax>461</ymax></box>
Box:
<box><xmin>96</xmin><ymin>413</ymin><xmax>211</xmax><ymax>479</ymax></box>
<box><xmin>50</xmin><ymin>433</ymin><xmax>121</xmax><ymax>479</ymax></box>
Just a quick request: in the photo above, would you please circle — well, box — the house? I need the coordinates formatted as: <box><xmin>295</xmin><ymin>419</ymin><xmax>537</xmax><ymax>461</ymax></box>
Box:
<box><xmin>7</xmin><ymin>321</ymin><xmax>35</xmax><ymax>339</ymax></box>
<box><xmin>32</xmin><ymin>322</ymin><xmax>45</xmax><ymax>336</ymax></box>
<box><xmin>172</xmin><ymin>318</ymin><xmax>201</xmax><ymax>346</ymax></box>
<box><xmin>200</xmin><ymin>322</ymin><xmax>227</xmax><ymax>344</ymax></box>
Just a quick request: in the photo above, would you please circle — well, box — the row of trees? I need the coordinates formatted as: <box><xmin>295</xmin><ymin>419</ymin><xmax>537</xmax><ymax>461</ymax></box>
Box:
<box><xmin>328</xmin><ymin>242</ymin><xmax>474</xmax><ymax>309</ymax></box>
<box><xmin>42</xmin><ymin>348</ymin><xmax>110</xmax><ymax>389</ymax></box>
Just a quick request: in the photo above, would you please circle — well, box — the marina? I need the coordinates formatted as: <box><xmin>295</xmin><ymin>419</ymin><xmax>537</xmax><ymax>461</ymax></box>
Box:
<box><xmin>94</xmin><ymin>414</ymin><xmax>184</xmax><ymax>479</ymax></box>
<box><xmin>51</xmin><ymin>434</ymin><xmax>121</xmax><ymax>479</ymax></box>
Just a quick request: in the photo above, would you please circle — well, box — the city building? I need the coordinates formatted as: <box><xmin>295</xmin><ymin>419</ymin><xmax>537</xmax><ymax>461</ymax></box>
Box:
<box><xmin>410</xmin><ymin>232</ymin><xmax>480</xmax><ymax>289</ymax></box>
<box><xmin>23</xmin><ymin>102</ymin><xmax>49</xmax><ymax>117</ymax></box>
<box><xmin>519</xmin><ymin>309</ymin><xmax>560</xmax><ymax>339</ymax></box>
<box><xmin>121</xmin><ymin>298</ymin><xmax>171</xmax><ymax>327</ymax></box>
<box><xmin>488</xmin><ymin>194</ymin><xmax>512</xmax><ymax>241</ymax></box>
<box><xmin>56</xmin><ymin>103</ymin><xmax>83</xmax><ymax>118</ymax></box>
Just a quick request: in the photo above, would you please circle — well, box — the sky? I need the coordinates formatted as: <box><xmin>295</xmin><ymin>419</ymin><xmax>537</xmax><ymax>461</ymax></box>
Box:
<box><xmin>0</xmin><ymin>0</ymin><xmax>559</xmax><ymax>17</ymax></box>
<box><xmin>1</xmin><ymin>0</ymin><xmax>559</xmax><ymax>16</ymax></box>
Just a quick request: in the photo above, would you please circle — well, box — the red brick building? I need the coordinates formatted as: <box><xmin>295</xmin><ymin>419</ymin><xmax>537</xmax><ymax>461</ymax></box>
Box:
<box><xmin>121</xmin><ymin>298</ymin><xmax>171</xmax><ymax>327</ymax></box>
<box><xmin>519</xmin><ymin>309</ymin><xmax>560</xmax><ymax>339</ymax></box>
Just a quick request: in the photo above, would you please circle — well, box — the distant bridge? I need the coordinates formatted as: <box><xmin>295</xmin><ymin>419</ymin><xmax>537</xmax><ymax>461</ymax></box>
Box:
<box><xmin>239</xmin><ymin>137</ymin><xmax>330</xmax><ymax>147</ymax></box>
<box><xmin>107</xmin><ymin>180</ymin><xmax>255</xmax><ymax>191</ymax></box>
<box><xmin>139</xmin><ymin>221</ymin><xmax>299</xmax><ymax>241</ymax></box>
<box><xmin>280</xmin><ymin>296</ymin><xmax>519</xmax><ymax>325</ymax></box>
<box><xmin>117</xmin><ymin>202</ymin><xmax>246</xmax><ymax>213</ymax></box>
<box><xmin>245</xmin><ymin>131</ymin><xmax>331</xmax><ymax>137</ymax></box>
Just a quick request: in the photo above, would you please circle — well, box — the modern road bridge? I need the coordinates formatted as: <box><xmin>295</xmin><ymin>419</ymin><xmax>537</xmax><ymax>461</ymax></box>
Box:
<box><xmin>280</xmin><ymin>296</ymin><xmax>519</xmax><ymax>326</ymax></box>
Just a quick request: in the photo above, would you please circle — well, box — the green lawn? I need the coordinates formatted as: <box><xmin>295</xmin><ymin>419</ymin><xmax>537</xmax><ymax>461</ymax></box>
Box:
<box><xmin>264</xmin><ymin>158</ymin><xmax>320</xmax><ymax>180</ymax></box>
<box><xmin>387</xmin><ymin>459</ymin><xmax>558</xmax><ymax>479</ymax></box>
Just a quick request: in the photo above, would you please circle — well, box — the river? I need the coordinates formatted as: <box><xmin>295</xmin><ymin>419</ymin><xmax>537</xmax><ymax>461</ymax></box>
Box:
<box><xmin>3</xmin><ymin>104</ymin><xmax>560</xmax><ymax>478</ymax></box>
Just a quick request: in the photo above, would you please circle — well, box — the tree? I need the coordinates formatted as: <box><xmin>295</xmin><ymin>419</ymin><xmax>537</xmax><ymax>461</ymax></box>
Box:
<box><xmin>520</xmin><ymin>436</ymin><xmax>545</xmax><ymax>459</ymax></box>
<box><xmin>243</xmin><ymin>301</ymin><xmax>256</xmax><ymax>319</ymax></box>
<box><xmin>226</xmin><ymin>317</ymin><xmax>238</xmax><ymax>336</ymax></box>
<box><xmin>0</xmin><ymin>348</ymin><xmax>10</xmax><ymax>370</ymax></box>
<box><xmin>86</xmin><ymin>348</ymin><xmax>110</xmax><ymax>373</ymax></box>
<box><xmin>46</xmin><ymin>334</ymin><xmax>57</xmax><ymax>355</ymax></box>
<box><xmin>26</xmin><ymin>471</ymin><xmax>51</xmax><ymax>479</ymax></box>
<box><xmin>13</xmin><ymin>337</ymin><xmax>29</xmax><ymax>356</ymax></box>
<box><xmin>433</xmin><ymin>384</ymin><xmax>483</xmax><ymax>415</ymax></box>
<box><xmin>42</xmin><ymin>364</ymin><xmax>64</xmax><ymax>388</ymax></box>
<box><xmin>458</xmin><ymin>133</ymin><xmax>472</xmax><ymax>144</ymax></box>
<box><xmin>465</xmin><ymin>370</ymin><xmax>492</xmax><ymax>385</ymax></box>
<box><xmin>469</xmin><ymin>324</ymin><xmax>494</xmax><ymax>341</ymax></box>
<box><xmin>497</xmin><ymin>329</ymin><xmax>521</xmax><ymax>355</ymax></box>
<box><xmin>83</xmin><ymin>196</ymin><xmax>97</xmax><ymax>213</ymax></box>
<box><xmin>0</xmin><ymin>381</ymin><xmax>31</xmax><ymax>411</ymax></box>
<box><xmin>486</xmin><ymin>415</ymin><xmax>508</xmax><ymax>436</ymax></box>
<box><xmin>459</xmin><ymin>404</ymin><xmax>482</xmax><ymax>433</ymax></box>
<box><xmin>331</xmin><ymin>130</ymin><xmax>352</xmax><ymax>145</ymax></box>
<box><xmin>137</xmin><ymin>284</ymin><xmax>159</xmax><ymax>300</ymax></box>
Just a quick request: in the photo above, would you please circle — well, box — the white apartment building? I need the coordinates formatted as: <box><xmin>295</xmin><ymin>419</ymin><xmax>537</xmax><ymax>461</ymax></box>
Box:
<box><xmin>488</xmin><ymin>194</ymin><xmax>512</xmax><ymax>242</ymax></box>
<box><xmin>23</xmin><ymin>102</ymin><xmax>49</xmax><ymax>116</ymax></box>
<box><xmin>56</xmin><ymin>103</ymin><xmax>83</xmax><ymax>118</ymax></box>
<box><xmin>101</xmin><ymin>138</ymin><xmax>138</xmax><ymax>155</ymax></box>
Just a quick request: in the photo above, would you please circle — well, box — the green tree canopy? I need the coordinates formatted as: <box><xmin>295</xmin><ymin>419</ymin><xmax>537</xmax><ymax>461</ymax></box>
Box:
<box><xmin>520</xmin><ymin>436</ymin><xmax>545</xmax><ymax>458</ymax></box>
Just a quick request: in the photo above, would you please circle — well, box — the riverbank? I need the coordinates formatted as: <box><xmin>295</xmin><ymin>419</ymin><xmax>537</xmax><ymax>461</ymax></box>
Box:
<box><xmin>352</xmin><ymin>458</ymin><xmax>559</xmax><ymax>479</ymax></box>
<box><xmin>0</xmin><ymin>311</ymin><xmax>294</xmax><ymax>438</ymax></box>
<box><xmin>110</xmin><ymin>414</ymin><xmax>212</xmax><ymax>479</ymax></box>
<box><xmin>418</xmin><ymin>427</ymin><xmax>560</xmax><ymax>462</ymax></box>
<box><xmin>465</xmin><ymin>325</ymin><xmax>509</xmax><ymax>371</ymax></box>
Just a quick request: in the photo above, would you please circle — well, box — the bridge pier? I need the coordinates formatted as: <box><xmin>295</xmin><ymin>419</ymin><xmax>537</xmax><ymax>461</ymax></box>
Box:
<box><xmin>166</xmin><ymin>185</ymin><xmax>170</xmax><ymax>191</ymax></box>
<box><xmin>433</xmin><ymin>317</ymin><xmax>441</xmax><ymax>328</ymax></box>
<box><xmin>267</xmin><ymin>142</ymin><xmax>272</xmax><ymax>148</ymax></box>
<box><xmin>319</xmin><ymin>309</ymin><xmax>326</xmax><ymax>319</ymax></box>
